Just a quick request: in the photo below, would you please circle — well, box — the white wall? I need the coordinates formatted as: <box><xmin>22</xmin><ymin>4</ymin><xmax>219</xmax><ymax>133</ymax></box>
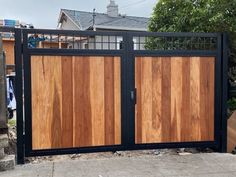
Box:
<box><xmin>60</xmin><ymin>17</ymin><xmax>79</xmax><ymax>30</ymax></box>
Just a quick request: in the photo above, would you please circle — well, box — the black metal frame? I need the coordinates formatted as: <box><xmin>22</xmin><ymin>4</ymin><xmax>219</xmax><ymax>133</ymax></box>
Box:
<box><xmin>14</xmin><ymin>29</ymin><xmax>24</xmax><ymax>164</ymax></box>
<box><xmin>221</xmin><ymin>33</ymin><xmax>229</xmax><ymax>152</ymax></box>
<box><xmin>10</xmin><ymin>28</ymin><xmax>228</xmax><ymax>164</ymax></box>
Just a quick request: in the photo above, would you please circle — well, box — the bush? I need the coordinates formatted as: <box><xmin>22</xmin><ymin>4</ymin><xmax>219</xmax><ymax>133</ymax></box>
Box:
<box><xmin>148</xmin><ymin>0</ymin><xmax>236</xmax><ymax>82</ymax></box>
<box><xmin>228</xmin><ymin>97</ymin><xmax>236</xmax><ymax>115</ymax></box>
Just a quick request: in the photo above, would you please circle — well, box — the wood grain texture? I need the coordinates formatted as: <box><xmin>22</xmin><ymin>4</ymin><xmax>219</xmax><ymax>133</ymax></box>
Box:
<box><xmin>2</xmin><ymin>39</ymin><xmax>15</xmax><ymax>65</ymax></box>
<box><xmin>190</xmin><ymin>57</ymin><xmax>201</xmax><ymax>141</ymax></box>
<box><xmin>114</xmin><ymin>58</ymin><xmax>121</xmax><ymax>144</ymax></box>
<box><xmin>31</xmin><ymin>56</ymin><xmax>63</xmax><ymax>149</ymax></box>
<box><xmin>171</xmin><ymin>57</ymin><xmax>182</xmax><ymax>142</ymax></box>
<box><xmin>181</xmin><ymin>58</ymin><xmax>191</xmax><ymax>141</ymax></box>
<box><xmin>135</xmin><ymin>57</ymin><xmax>215</xmax><ymax>143</ymax></box>
<box><xmin>200</xmin><ymin>57</ymin><xmax>215</xmax><ymax>141</ymax></box>
<box><xmin>61</xmin><ymin>56</ymin><xmax>73</xmax><ymax>147</ymax></box>
<box><xmin>88</xmin><ymin>57</ymin><xmax>104</xmax><ymax>146</ymax></box>
<box><xmin>31</xmin><ymin>56</ymin><xmax>121</xmax><ymax>150</ymax></box>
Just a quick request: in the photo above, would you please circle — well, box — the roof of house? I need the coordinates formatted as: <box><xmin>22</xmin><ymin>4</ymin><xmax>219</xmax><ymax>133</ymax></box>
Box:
<box><xmin>59</xmin><ymin>9</ymin><xmax>150</xmax><ymax>31</ymax></box>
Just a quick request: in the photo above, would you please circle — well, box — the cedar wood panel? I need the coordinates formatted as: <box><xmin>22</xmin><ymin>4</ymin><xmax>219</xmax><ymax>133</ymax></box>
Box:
<box><xmin>135</xmin><ymin>57</ymin><xmax>215</xmax><ymax>143</ymax></box>
<box><xmin>2</xmin><ymin>39</ymin><xmax>15</xmax><ymax>65</ymax></box>
<box><xmin>31</xmin><ymin>56</ymin><xmax>121</xmax><ymax>150</ymax></box>
<box><xmin>31</xmin><ymin>55</ymin><xmax>215</xmax><ymax>149</ymax></box>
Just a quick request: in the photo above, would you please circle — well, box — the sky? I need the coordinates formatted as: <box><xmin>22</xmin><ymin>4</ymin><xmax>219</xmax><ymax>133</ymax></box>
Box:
<box><xmin>0</xmin><ymin>0</ymin><xmax>157</xmax><ymax>29</ymax></box>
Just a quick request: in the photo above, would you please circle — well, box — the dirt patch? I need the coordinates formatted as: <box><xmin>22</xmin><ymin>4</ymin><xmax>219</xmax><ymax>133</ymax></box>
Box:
<box><xmin>3</xmin><ymin>126</ymin><xmax>214</xmax><ymax>164</ymax></box>
<box><xmin>4</xmin><ymin>120</ymin><xmax>214</xmax><ymax>164</ymax></box>
<box><xmin>5</xmin><ymin>126</ymin><xmax>16</xmax><ymax>155</ymax></box>
<box><xmin>25</xmin><ymin>149</ymin><xmax>173</xmax><ymax>164</ymax></box>
<box><xmin>25</xmin><ymin>148</ymin><xmax>213</xmax><ymax>164</ymax></box>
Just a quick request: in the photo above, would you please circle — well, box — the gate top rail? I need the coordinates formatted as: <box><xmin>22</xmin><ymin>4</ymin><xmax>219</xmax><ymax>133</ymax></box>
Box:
<box><xmin>21</xmin><ymin>28</ymin><xmax>219</xmax><ymax>37</ymax></box>
<box><xmin>0</xmin><ymin>26</ymin><xmax>220</xmax><ymax>38</ymax></box>
<box><xmin>0</xmin><ymin>27</ymin><xmax>221</xmax><ymax>55</ymax></box>
<box><xmin>18</xmin><ymin>28</ymin><xmax>220</xmax><ymax>52</ymax></box>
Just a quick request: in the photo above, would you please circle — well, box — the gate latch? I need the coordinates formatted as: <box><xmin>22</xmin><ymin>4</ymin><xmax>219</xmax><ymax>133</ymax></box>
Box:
<box><xmin>130</xmin><ymin>89</ymin><xmax>137</xmax><ymax>105</ymax></box>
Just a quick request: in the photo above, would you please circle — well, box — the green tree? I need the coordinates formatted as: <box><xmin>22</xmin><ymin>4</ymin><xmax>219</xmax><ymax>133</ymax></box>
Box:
<box><xmin>148</xmin><ymin>0</ymin><xmax>236</xmax><ymax>83</ymax></box>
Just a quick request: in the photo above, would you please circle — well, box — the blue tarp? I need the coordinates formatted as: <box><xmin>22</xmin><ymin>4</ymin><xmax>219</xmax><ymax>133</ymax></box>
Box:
<box><xmin>4</xmin><ymin>19</ymin><xmax>16</xmax><ymax>27</ymax></box>
<box><xmin>28</xmin><ymin>35</ymin><xmax>46</xmax><ymax>48</ymax></box>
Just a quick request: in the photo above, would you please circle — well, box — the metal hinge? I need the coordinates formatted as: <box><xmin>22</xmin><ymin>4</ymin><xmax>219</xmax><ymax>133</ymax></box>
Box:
<box><xmin>130</xmin><ymin>88</ymin><xmax>137</xmax><ymax>105</ymax></box>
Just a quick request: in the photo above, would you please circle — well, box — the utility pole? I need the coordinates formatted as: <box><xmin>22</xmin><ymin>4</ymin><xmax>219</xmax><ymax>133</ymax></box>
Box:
<box><xmin>0</xmin><ymin>33</ymin><xmax>7</xmax><ymax>130</ymax></box>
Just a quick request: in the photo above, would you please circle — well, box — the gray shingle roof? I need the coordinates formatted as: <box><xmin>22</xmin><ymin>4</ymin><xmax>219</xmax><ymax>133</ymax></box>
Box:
<box><xmin>61</xmin><ymin>9</ymin><xmax>149</xmax><ymax>31</ymax></box>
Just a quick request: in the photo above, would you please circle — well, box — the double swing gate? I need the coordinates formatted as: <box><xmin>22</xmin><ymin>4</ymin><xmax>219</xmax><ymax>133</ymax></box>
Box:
<box><xmin>14</xmin><ymin>28</ymin><xmax>228</xmax><ymax>164</ymax></box>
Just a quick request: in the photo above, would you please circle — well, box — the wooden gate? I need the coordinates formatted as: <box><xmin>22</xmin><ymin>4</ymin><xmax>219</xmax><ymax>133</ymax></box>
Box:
<box><xmin>31</xmin><ymin>56</ymin><xmax>121</xmax><ymax>149</ymax></box>
<box><xmin>13</xmin><ymin>29</ymin><xmax>228</xmax><ymax>164</ymax></box>
<box><xmin>135</xmin><ymin>56</ymin><xmax>214</xmax><ymax>143</ymax></box>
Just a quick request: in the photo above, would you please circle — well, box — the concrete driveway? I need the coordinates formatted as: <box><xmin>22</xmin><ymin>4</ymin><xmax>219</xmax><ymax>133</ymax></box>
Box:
<box><xmin>1</xmin><ymin>153</ymin><xmax>236</xmax><ymax>177</ymax></box>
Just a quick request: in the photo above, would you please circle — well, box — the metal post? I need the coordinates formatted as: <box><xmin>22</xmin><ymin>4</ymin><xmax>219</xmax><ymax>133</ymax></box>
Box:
<box><xmin>123</xmin><ymin>33</ymin><xmax>135</xmax><ymax>147</ymax></box>
<box><xmin>221</xmin><ymin>33</ymin><xmax>229</xmax><ymax>152</ymax></box>
<box><xmin>15</xmin><ymin>29</ymin><xmax>24</xmax><ymax>164</ymax></box>
<box><xmin>121</xmin><ymin>35</ymin><xmax>128</xmax><ymax>148</ymax></box>
<box><xmin>0</xmin><ymin>34</ymin><xmax>8</xmax><ymax>130</ymax></box>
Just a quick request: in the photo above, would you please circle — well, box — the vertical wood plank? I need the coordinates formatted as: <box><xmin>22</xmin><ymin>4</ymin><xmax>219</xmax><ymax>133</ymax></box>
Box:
<box><xmin>200</xmin><ymin>58</ymin><xmax>208</xmax><ymax>140</ymax></box>
<box><xmin>32</xmin><ymin>56</ymin><xmax>45</xmax><ymax>149</ymax></box>
<box><xmin>190</xmin><ymin>57</ymin><xmax>201</xmax><ymax>141</ymax></box>
<box><xmin>114</xmin><ymin>57</ymin><xmax>121</xmax><ymax>144</ymax></box>
<box><xmin>89</xmin><ymin>57</ymin><xmax>105</xmax><ymax>146</ymax></box>
<box><xmin>61</xmin><ymin>56</ymin><xmax>73</xmax><ymax>147</ymax></box>
<box><xmin>73</xmin><ymin>56</ymin><xmax>92</xmax><ymax>147</ymax></box>
<box><xmin>151</xmin><ymin>58</ymin><xmax>162</xmax><ymax>142</ymax></box>
<box><xmin>135</xmin><ymin>57</ymin><xmax>142</xmax><ymax>143</ymax></box>
<box><xmin>200</xmin><ymin>57</ymin><xmax>215</xmax><ymax>141</ymax></box>
<box><xmin>161</xmin><ymin>57</ymin><xmax>171</xmax><ymax>142</ymax></box>
<box><xmin>181</xmin><ymin>58</ymin><xmax>191</xmax><ymax>141</ymax></box>
<box><xmin>50</xmin><ymin>56</ymin><xmax>62</xmax><ymax>148</ymax></box>
<box><xmin>104</xmin><ymin>57</ymin><xmax>115</xmax><ymax>145</ymax></box>
<box><xmin>170</xmin><ymin>57</ymin><xmax>182</xmax><ymax>142</ymax></box>
<box><xmin>141</xmin><ymin>57</ymin><xmax>153</xmax><ymax>143</ymax></box>
<box><xmin>208</xmin><ymin>58</ymin><xmax>215</xmax><ymax>140</ymax></box>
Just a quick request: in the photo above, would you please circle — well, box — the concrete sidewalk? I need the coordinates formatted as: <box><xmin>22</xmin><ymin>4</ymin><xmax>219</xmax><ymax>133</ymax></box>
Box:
<box><xmin>1</xmin><ymin>153</ymin><xmax>236</xmax><ymax>177</ymax></box>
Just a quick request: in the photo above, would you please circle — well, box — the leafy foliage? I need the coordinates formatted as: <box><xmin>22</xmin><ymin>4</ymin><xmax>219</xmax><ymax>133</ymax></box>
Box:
<box><xmin>148</xmin><ymin>0</ymin><xmax>236</xmax><ymax>82</ymax></box>
<box><xmin>228</xmin><ymin>97</ymin><xmax>236</xmax><ymax>115</ymax></box>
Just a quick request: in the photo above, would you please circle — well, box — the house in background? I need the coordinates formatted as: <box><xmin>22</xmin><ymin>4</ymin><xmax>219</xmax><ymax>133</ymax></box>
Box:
<box><xmin>58</xmin><ymin>0</ymin><xmax>149</xmax><ymax>31</ymax></box>
<box><xmin>57</xmin><ymin>0</ymin><xmax>149</xmax><ymax>49</ymax></box>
